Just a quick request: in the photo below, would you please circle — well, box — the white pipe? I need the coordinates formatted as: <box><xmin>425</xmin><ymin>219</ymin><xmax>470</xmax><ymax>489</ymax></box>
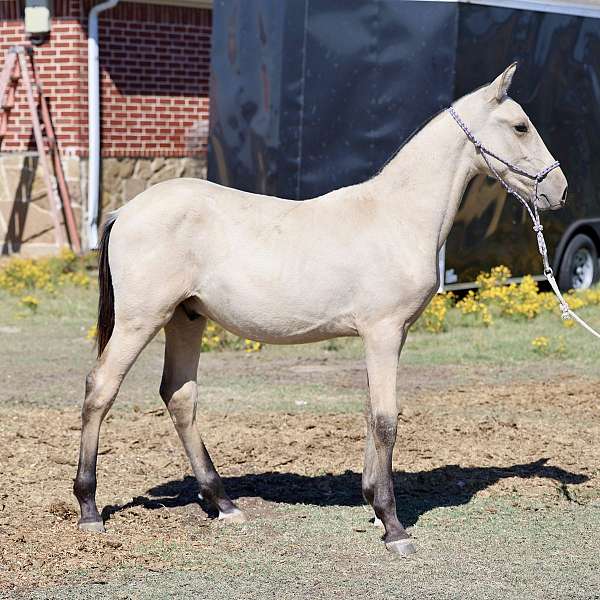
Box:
<box><xmin>87</xmin><ymin>0</ymin><xmax>120</xmax><ymax>249</ymax></box>
<box><xmin>438</xmin><ymin>243</ymin><xmax>446</xmax><ymax>293</ymax></box>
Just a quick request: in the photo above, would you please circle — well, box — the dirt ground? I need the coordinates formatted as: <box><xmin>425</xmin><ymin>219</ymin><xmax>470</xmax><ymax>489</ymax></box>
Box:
<box><xmin>1</xmin><ymin>372</ymin><xmax>599</xmax><ymax>596</ymax></box>
<box><xmin>1</xmin><ymin>292</ymin><xmax>600</xmax><ymax>598</ymax></box>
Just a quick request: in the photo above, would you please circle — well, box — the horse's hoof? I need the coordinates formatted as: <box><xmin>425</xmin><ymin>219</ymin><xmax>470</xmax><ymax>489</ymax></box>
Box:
<box><xmin>385</xmin><ymin>539</ymin><xmax>416</xmax><ymax>556</ymax></box>
<box><xmin>218</xmin><ymin>508</ymin><xmax>247</xmax><ymax>524</ymax></box>
<box><xmin>78</xmin><ymin>520</ymin><xmax>106</xmax><ymax>533</ymax></box>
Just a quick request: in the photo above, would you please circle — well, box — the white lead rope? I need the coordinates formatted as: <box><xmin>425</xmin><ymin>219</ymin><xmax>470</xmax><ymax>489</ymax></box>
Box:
<box><xmin>545</xmin><ymin>267</ymin><xmax>600</xmax><ymax>339</ymax></box>
<box><xmin>447</xmin><ymin>106</ymin><xmax>600</xmax><ymax>340</ymax></box>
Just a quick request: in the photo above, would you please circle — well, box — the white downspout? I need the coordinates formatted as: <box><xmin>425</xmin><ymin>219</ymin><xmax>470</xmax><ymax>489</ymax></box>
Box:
<box><xmin>87</xmin><ymin>0</ymin><xmax>120</xmax><ymax>249</ymax></box>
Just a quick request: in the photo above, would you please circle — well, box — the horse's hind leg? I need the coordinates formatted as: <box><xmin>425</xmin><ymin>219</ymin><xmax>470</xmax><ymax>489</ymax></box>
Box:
<box><xmin>74</xmin><ymin>320</ymin><xmax>159</xmax><ymax>532</ymax></box>
<box><xmin>160</xmin><ymin>306</ymin><xmax>244</xmax><ymax>522</ymax></box>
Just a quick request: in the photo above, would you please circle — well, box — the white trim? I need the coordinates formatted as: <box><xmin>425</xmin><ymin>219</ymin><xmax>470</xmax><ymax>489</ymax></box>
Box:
<box><xmin>101</xmin><ymin>0</ymin><xmax>600</xmax><ymax>19</ymax></box>
<box><xmin>438</xmin><ymin>244</ymin><xmax>446</xmax><ymax>293</ymax></box>
<box><xmin>415</xmin><ymin>0</ymin><xmax>600</xmax><ymax>19</ymax></box>
<box><xmin>444</xmin><ymin>274</ymin><xmax>546</xmax><ymax>292</ymax></box>
<box><xmin>126</xmin><ymin>0</ymin><xmax>212</xmax><ymax>8</ymax></box>
<box><xmin>87</xmin><ymin>0</ymin><xmax>121</xmax><ymax>250</ymax></box>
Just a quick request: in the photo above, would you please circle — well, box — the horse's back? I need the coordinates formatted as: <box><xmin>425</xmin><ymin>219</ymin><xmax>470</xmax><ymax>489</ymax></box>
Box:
<box><xmin>104</xmin><ymin>177</ymin><xmax>393</xmax><ymax>340</ymax></box>
<box><xmin>110</xmin><ymin>176</ymin><xmax>376</xmax><ymax>252</ymax></box>
<box><xmin>123</xmin><ymin>177</ymin><xmax>299</xmax><ymax>215</ymax></box>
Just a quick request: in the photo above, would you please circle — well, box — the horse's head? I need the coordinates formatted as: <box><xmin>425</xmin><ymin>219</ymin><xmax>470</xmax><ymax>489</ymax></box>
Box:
<box><xmin>457</xmin><ymin>63</ymin><xmax>568</xmax><ymax>211</ymax></box>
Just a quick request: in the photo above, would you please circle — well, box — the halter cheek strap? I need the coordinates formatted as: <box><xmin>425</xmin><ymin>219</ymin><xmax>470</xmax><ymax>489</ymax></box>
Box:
<box><xmin>447</xmin><ymin>106</ymin><xmax>600</xmax><ymax>340</ymax></box>
<box><xmin>447</xmin><ymin>106</ymin><xmax>560</xmax><ymax>221</ymax></box>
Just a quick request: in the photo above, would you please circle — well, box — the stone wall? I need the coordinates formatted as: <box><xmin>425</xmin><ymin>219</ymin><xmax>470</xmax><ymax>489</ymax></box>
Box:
<box><xmin>0</xmin><ymin>153</ymin><xmax>83</xmax><ymax>256</ymax></box>
<box><xmin>0</xmin><ymin>154</ymin><xmax>206</xmax><ymax>255</ymax></box>
<box><xmin>100</xmin><ymin>156</ymin><xmax>207</xmax><ymax>215</ymax></box>
<box><xmin>0</xmin><ymin>0</ymin><xmax>212</xmax><ymax>255</ymax></box>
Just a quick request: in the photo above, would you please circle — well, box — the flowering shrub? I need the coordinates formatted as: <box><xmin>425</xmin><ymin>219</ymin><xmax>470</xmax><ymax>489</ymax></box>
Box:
<box><xmin>538</xmin><ymin>291</ymin><xmax>560</xmax><ymax>313</ymax></box>
<box><xmin>415</xmin><ymin>264</ymin><xmax>600</xmax><ymax>340</ymax></box>
<box><xmin>498</xmin><ymin>276</ymin><xmax>541</xmax><ymax>320</ymax></box>
<box><xmin>19</xmin><ymin>295</ymin><xmax>39</xmax><ymax>313</ymax></box>
<box><xmin>0</xmin><ymin>248</ymin><xmax>92</xmax><ymax>295</ymax></box>
<box><xmin>477</xmin><ymin>265</ymin><xmax>511</xmax><ymax>290</ymax></box>
<box><xmin>85</xmin><ymin>318</ymin><xmax>262</xmax><ymax>353</ymax></box>
<box><xmin>417</xmin><ymin>292</ymin><xmax>454</xmax><ymax>333</ymax></box>
<box><xmin>577</xmin><ymin>287</ymin><xmax>600</xmax><ymax>306</ymax></box>
<box><xmin>201</xmin><ymin>320</ymin><xmax>262</xmax><ymax>353</ymax></box>
<box><xmin>531</xmin><ymin>336</ymin><xmax>549</xmax><ymax>354</ymax></box>
<box><xmin>473</xmin><ymin>267</ymin><xmax>542</xmax><ymax>320</ymax></box>
<box><xmin>244</xmin><ymin>339</ymin><xmax>263</xmax><ymax>353</ymax></box>
<box><xmin>456</xmin><ymin>290</ymin><xmax>493</xmax><ymax>326</ymax></box>
<box><xmin>531</xmin><ymin>335</ymin><xmax>566</xmax><ymax>356</ymax></box>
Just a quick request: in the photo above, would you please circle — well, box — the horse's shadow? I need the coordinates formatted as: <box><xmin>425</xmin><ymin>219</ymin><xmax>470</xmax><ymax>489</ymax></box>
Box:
<box><xmin>102</xmin><ymin>458</ymin><xmax>588</xmax><ymax>527</ymax></box>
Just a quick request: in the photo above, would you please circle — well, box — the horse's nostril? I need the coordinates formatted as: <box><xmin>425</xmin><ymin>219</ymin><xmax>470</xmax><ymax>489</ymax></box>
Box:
<box><xmin>562</xmin><ymin>186</ymin><xmax>568</xmax><ymax>202</ymax></box>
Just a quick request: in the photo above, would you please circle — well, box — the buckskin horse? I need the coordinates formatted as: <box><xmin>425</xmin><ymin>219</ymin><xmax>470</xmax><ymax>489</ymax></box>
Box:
<box><xmin>74</xmin><ymin>64</ymin><xmax>568</xmax><ymax>555</ymax></box>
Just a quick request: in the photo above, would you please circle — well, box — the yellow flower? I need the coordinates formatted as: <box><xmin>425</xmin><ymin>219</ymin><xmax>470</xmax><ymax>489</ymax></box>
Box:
<box><xmin>199</xmin><ymin>320</ymin><xmax>264</xmax><ymax>353</ymax></box>
<box><xmin>244</xmin><ymin>339</ymin><xmax>262</xmax><ymax>353</ymax></box>
<box><xmin>476</xmin><ymin>265</ymin><xmax>511</xmax><ymax>290</ymax></box>
<box><xmin>20</xmin><ymin>295</ymin><xmax>39</xmax><ymax>312</ymax></box>
<box><xmin>456</xmin><ymin>290</ymin><xmax>492</xmax><ymax>326</ymax></box>
<box><xmin>416</xmin><ymin>292</ymin><xmax>454</xmax><ymax>333</ymax></box>
<box><xmin>0</xmin><ymin>251</ymin><xmax>92</xmax><ymax>294</ymax></box>
<box><xmin>563</xmin><ymin>291</ymin><xmax>585</xmax><ymax>310</ymax></box>
<box><xmin>531</xmin><ymin>336</ymin><xmax>549</xmax><ymax>354</ymax></box>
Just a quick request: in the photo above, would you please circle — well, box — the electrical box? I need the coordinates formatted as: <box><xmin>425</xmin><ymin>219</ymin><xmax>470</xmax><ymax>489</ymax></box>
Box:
<box><xmin>25</xmin><ymin>0</ymin><xmax>51</xmax><ymax>35</ymax></box>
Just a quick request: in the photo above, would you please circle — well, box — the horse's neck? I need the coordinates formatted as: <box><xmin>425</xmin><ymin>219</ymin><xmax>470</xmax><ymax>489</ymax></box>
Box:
<box><xmin>371</xmin><ymin>111</ymin><xmax>477</xmax><ymax>250</ymax></box>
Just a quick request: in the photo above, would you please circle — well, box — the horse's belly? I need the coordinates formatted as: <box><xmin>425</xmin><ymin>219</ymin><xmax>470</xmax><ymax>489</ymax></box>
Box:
<box><xmin>209</xmin><ymin>315</ymin><xmax>356</xmax><ymax>344</ymax></box>
<box><xmin>190</xmin><ymin>281</ymin><xmax>358</xmax><ymax>344</ymax></box>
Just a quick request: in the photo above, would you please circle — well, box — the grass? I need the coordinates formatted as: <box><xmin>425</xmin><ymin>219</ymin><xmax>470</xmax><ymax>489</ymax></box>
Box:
<box><xmin>1</xmin><ymin>286</ymin><xmax>600</xmax><ymax>599</ymax></box>
<box><xmin>1</xmin><ymin>286</ymin><xmax>599</xmax><ymax>411</ymax></box>
<box><xmin>11</xmin><ymin>498</ymin><xmax>600</xmax><ymax>600</ymax></box>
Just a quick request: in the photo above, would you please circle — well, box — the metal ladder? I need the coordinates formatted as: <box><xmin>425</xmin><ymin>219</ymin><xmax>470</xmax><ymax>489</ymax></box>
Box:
<box><xmin>0</xmin><ymin>45</ymin><xmax>81</xmax><ymax>253</ymax></box>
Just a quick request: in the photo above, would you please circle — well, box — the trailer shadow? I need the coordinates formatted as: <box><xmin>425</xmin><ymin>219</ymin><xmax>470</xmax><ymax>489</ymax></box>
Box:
<box><xmin>101</xmin><ymin>458</ymin><xmax>588</xmax><ymax>528</ymax></box>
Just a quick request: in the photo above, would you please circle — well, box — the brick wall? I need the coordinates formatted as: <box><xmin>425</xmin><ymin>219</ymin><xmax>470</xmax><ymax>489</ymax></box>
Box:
<box><xmin>0</xmin><ymin>1</ymin><xmax>211</xmax><ymax>158</ymax></box>
<box><xmin>0</xmin><ymin>1</ymin><xmax>86</xmax><ymax>153</ymax></box>
<box><xmin>99</xmin><ymin>2</ymin><xmax>211</xmax><ymax>157</ymax></box>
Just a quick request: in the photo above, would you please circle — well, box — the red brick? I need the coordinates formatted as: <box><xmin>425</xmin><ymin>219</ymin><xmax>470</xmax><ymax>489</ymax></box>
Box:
<box><xmin>0</xmin><ymin>3</ymin><xmax>211</xmax><ymax>157</ymax></box>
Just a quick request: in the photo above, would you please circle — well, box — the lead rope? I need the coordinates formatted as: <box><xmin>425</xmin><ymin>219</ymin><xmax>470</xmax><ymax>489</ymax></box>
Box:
<box><xmin>447</xmin><ymin>106</ymin><xmax>600</xmax><ymax>340</ymax></box>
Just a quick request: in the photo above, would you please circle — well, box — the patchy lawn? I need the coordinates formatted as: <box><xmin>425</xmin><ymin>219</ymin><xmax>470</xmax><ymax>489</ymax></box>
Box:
<box><xmin>1</xmin><ymin>287</ymin><xmax>599</xmax><ymax>599</ymax></box>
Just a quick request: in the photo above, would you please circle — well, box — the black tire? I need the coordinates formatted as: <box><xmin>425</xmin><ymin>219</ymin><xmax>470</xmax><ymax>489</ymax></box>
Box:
<box><xmin>558</xmin><ymin>233</ymin><xmax>599</xmax><ymax>291</ymax></box>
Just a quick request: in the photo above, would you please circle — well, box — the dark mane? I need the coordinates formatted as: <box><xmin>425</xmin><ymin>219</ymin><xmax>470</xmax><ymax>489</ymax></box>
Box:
<box><xmin>376</xmin><ymin>83</ymin><xmax>490</xmax><ymax>176</ymax></box>
<box><xmin>375</xmin><ymin>107</ymin><xmax>446</xmax><ymax>176</ymax></box>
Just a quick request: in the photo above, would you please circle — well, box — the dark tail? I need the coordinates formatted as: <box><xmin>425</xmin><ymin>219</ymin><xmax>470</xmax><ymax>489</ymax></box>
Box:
<box><xmin>97</xmin><ymin>214</ymin><xmax>118</xmax><ymax>358</ymax></box>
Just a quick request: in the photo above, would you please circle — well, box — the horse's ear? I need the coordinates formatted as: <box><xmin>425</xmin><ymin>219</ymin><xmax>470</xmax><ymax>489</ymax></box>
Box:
<box><xmin>488</xmin><ymin>62</ymin><xmax>518</xmax><ymax>102</ymax></box>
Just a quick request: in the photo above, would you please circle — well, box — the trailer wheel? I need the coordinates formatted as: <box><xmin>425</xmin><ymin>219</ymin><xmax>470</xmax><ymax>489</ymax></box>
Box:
<box><xmin>558</xmin><ymin>233</ymin><xmax>599</xmax><ymax>291</ymax></box>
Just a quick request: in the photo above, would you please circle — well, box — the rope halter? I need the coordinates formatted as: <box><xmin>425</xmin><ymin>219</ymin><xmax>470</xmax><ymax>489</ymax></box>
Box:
<box><xmin>446</xmin><ymin>106</ymin><xmax>600</xmax><ymax>339</ymax></box>
<box><xmin>446</xmin><ymin>106</ymin><xmax>560</xmax><ymax>227</ymax></box>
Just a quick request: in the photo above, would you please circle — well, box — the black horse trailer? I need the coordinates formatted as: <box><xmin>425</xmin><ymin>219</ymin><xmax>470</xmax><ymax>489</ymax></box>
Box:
<box><xmin>208</xmin><ymin>0</ymin><xmax>600</xmax><ymax>290</ymax></box>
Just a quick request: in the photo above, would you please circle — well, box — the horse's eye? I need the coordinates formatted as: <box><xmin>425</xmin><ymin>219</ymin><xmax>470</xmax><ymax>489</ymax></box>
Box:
<box><xmin>514</xmin><ymin>123</ymin><xmax>528</xmax><ymax>134</ymax></box>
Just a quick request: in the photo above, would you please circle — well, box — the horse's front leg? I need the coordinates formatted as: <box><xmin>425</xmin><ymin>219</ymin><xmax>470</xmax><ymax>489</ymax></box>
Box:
<box><xmin>361</xmin><ymin>322</ymin><xmax>415</xmax><ymax>556</ymax></box>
